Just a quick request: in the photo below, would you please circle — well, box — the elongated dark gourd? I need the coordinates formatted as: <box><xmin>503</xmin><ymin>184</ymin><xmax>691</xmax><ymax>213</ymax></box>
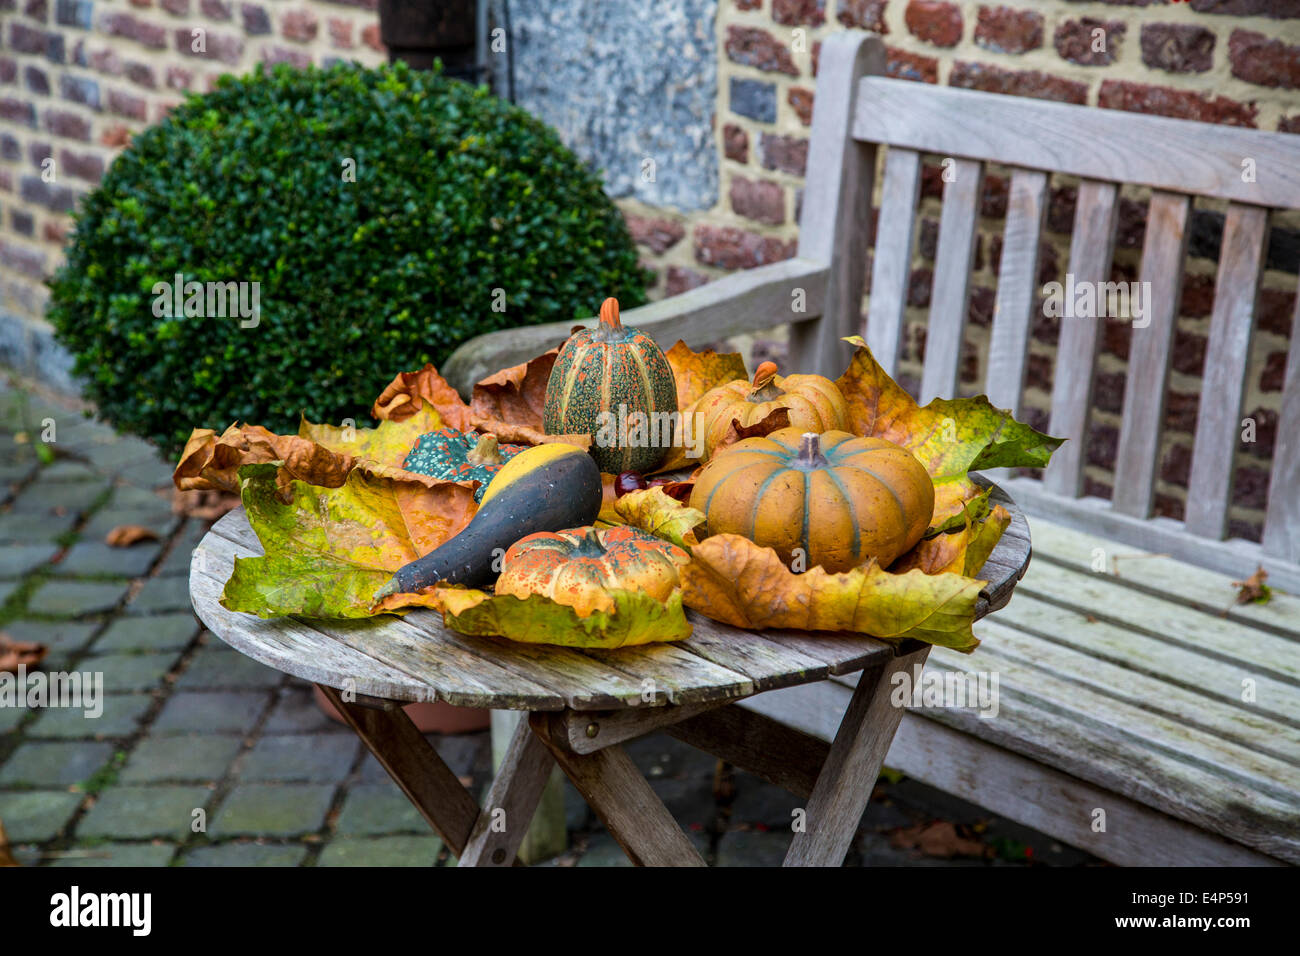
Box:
<box><xmin>375</xmin><ymin>443</ymin><xmax>602</xmax><ymax>600</ymax></box>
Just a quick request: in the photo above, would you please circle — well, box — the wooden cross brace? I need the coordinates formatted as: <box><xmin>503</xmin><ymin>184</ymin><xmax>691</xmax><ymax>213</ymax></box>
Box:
<box><xmin>317</xmin><ymin>644</ymin><xmax>930</xmax><ymax>867</ymax></box>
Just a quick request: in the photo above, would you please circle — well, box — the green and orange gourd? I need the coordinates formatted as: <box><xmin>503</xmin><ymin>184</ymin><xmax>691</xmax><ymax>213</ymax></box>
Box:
<box><xmin>543</xmin><ymin>297</ymin><xmax>677</xmax><ymax>474</ymax></box>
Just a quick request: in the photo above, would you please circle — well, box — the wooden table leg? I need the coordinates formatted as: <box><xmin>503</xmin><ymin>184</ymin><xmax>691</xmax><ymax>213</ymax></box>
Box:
<box><xmin>531</xmin><ymin>712</ymin><xmax>707</xmax><ymax>867</ymax></box>
<box><xmin>459</xmin><ymin>713</ymin><xmax>557</xmax><ymax>866</ymax></box>
<box><xmin>783</xmin><ymin>646</ymin><xmax>931</xmax><ymax>866</ymax></box>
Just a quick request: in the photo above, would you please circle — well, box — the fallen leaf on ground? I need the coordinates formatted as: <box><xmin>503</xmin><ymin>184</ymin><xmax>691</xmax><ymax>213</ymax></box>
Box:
<box><xmin>891</xmin><ymin>821</ymin><xmax>992</xmax><ymax>859</ymax></box>
<box><xmin>104</xmin><ymin>524</ymin><xmax>160</xmax><ymax>547</ymax></box>
<box><xmin>0</xmin><ymin>632</ymin><xmax>47</xmax><ymax>673</ymax></box>
<box><xmin>0</xmin><ymin>818</ymin><xmax>18</xmax><ymax>867</ymax></box>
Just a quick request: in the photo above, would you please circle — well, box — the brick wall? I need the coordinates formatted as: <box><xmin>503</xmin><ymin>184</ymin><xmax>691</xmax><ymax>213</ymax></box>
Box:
<box><xmin>0</xmin><ymin>0</ymin><xmax>386</xmax><ymax>385</ymax></box>
<box><xmin>618</xmin><ymin>0</ymin><xmax>1300</xmax><ymax>541</ymax></box>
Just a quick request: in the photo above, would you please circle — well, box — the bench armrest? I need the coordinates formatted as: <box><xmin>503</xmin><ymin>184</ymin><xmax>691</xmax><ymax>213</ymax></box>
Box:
<box><xmin>440</xmin><ymin>257</ymin><xmax>830</xmax><ymax>397</ymax></box>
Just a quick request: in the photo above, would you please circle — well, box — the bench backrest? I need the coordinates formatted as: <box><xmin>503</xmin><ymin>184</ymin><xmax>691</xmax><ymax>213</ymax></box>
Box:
<box><xmin>799</xmin><ymin>32</ymin><xmax>1300</xmax><ymax>591</ymax></box>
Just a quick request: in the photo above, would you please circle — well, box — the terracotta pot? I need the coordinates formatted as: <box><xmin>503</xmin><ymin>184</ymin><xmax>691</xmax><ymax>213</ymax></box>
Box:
<box><xmin>312</xmin><ymin>685</ymin><xmax>491</xmax><ymax>734</ymax></box>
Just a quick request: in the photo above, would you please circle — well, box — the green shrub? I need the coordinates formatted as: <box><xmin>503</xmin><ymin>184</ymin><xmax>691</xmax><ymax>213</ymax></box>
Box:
<box><xmin>48</xmin><ymin>62</ymin><xmax>649</xmax><ymax>456</ymax></box>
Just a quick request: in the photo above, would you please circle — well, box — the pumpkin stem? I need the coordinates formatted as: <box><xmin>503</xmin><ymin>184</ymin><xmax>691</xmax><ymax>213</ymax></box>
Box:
<box><xmin>467</xmin><ymin>434</ymin><xmax>503</xmax><ymax>466</ymax></box>
<box><xmin>748</xmin><ymin>361</ymin><xmax>784</xmax><ymax>402</ymax></box>
<box><xmin>592</xmin><ymin>297</ymin><xmax>623</xmax><ymax>342</ymax></box>
<box><xmin>793</xmin><ymin>431</ymin><xmax>829</xmax><ymax>470</ymax></box>
<box><xmin>575</xmin><ymin>528</ymin><xmax>608</xmax><ymax>556</ymax></box>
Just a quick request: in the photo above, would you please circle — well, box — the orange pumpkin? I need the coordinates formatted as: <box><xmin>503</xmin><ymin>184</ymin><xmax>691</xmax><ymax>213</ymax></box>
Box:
<box><xmin>689</xmin><ymin>428</ymin><xmax>934</xmax><ymax>572</ymax></box>
<box><xmin>687</xmin><ymin>361</ymin><xmax>847</xmax><ymax>462</ymax></box>
<box><xmin>496</xmin><ymin>525</ymin><xmax>690</xmax><ymax>616</ymax></box>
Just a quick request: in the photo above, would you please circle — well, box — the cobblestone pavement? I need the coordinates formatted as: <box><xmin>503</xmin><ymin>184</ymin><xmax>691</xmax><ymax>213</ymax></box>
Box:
<box><xmin>0</xmin><ymin>375</ymin><xmax>1099</xmax><ymax>867</ymax></box>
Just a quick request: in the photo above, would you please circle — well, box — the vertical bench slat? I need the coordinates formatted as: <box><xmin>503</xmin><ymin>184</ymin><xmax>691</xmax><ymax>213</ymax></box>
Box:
<box><xmin>920</xmin><ymin>158</ymin><xmax>984</xmax><ymax>404</ymax></box>
<box><xmin>1111</xmin><ymin>190</ymin><xmax>1193</xmax><ymax>518</ymax></box>
<box><xmin>1262</xmin><ymin>281</ymin><xmax>1300</xmax><ymax>563</ymax></box>
<box><xmin>1184</xmin><ymin>203</ymin><xmax>1269</xmax><ymax>539</ymax></box>
<box><xmin>1043</xmin><ymin>179</ymin><xmax>1120</xmax><ymax>498</ymax></box>
<box><xmin>986</xmin><ymin>168</ymin><xmax>1049</xmax><ymax>416</ymax></box>
<box><xmin>865</xmin><ymin>146</ymin><xmax>922</xmax><ymax>377</ymax></box>
<box><xmin>790</xmin><ymin>34</ymin><xmax>885</xmax><ymax>378</ymax></box>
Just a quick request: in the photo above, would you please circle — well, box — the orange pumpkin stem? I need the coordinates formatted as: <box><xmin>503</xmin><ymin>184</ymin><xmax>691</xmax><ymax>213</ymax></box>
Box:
<box><xmin>599</xmin><ymin>298</ymin><xmax>621</xmax><ymax>328</ymax></box>
<box><xmin>794</xmin><ymin>431</ymin><xmax>829</xmax><ymax>469</ymax></box>
<box><xmin>749</xmin><ymin>361</ymin><xmax>784</xmax><ymax>402</ymax></box>
<box><xmin>467</xmin><ymin>434</ymin><xmax>502</xmax><ymax>466</ymax></box>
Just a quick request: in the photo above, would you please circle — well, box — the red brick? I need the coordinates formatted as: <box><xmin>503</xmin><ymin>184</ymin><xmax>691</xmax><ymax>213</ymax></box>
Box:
<box><xmin>1172</xmin><ymin>329</ymin><xmax>1207</xmax><ymax>376</ymax></box>
<box><xmin>981</xmin><ymin>173</ymin><xmax>1008</xmax><ymax>218</ymax></box>
<box><xmin>1262</xmin><ymin>351</ymin><xmax>1288</xmax><ymax>392</ymax></box>
<box><xmin>906</xmin><ymin>1</ymin><xmax>962</xmax><ymax>48</ymax></box>
<box><xmin>975</xmin><ymin>5</ymin><xmax>1043</xmax><ymax>55</ymax></box>
<box><xmin>1180</xmin><ymin>273</ymin><xmax>1215</xmax><ymax>318</ymax></box>
<box><xmin>0</xmin><ymin>240</ymin><xmax>47</xmax><ymax>279</ymax></box>
<box><xmin>665</xmin><ymin>265</ymin><xmax>711</xmax><ymax>297</ymax></box>
<box><xmin>165</xmin><ymin>66</ymin><xmax>193</xmax><ymax>90</ymax></box>
<box><xmin>759</xmin><ymin>132</ymin><xmax>807</xmax><ymax>175</ymax></box>
<box><xmin>1234</xmin><ymin>465</ymin><xmax>1270</xmax><ymax>511</ymax></box>
<box><xmin>1054</xmin><ymin>18</ymin><xmax>1124</xmax><ymax>68</ymax></box>
<box><xmin>625</xmin><ymin>214</ymin><xmax>686</xmax><ymax>254</ymax></box>
<box><xmin>43</xmin><ymin>220</ymin><xmax>67</xmax><ymax>243</ymax></box>
<box><xmin>772</xmin><ymin>0</ymin><xmax>825</xmax><ymax>25</ymax></box>
<box><xmin>175</xmin><ymin>27</ymin><xmax>244</xmax><ymax>65</ymax></box>
<box><xmin>100</xmin><ymin>123</ymin><xmax>131</xmax><ymax>147</ymax></box>
<box><xmin>1141</xmin><ymin>23</ymin><xmax>1215</xmax><ymax>74</ymax></box>
<box><xmin>58</xmin><ymin>147</ymin><xmax>104</xmax><ymax>183</ymax></box>
<box><xmin>787</xmin><ymin>86</ymin><xmax>814</xmax><ymax>124</ymax></box>
<box><xmin>101</xmin><ymin>13</ymin><xmax>168</xmax><ymax>49</ymax></box>
<box><xmin>723</xmin><ymin>123</ymin><xmax>748</xmax><ymax>163</ymax></box>
<box><xmin>107</xmin><ymin>87</ymin><xmax>147</xmax><ymax>120</ymax></box>
<box><xmin>837</xmin><ymin>0</ymin><xmax>888</xmax><ymax>32</ymax></box>
<box><xmin>886</xmin><ymin>46</ymin><xmax>937</xmax><ymax>83</ymax></box>
<box><xmin>125</xmin><ymin>61</ymin><xmax>156</xmax><ymax>89</ymax></box>
<box><xmin>1229</xmin><ymin>29</ymin><xmax>1300</xmax><ymax>90</ymax></box>
<box><xmin>0</xmin><ymin>97</ymin><xmax>36</xmax><ymax>125</ymax></box>
<box><xmin>1161</xmin><ymin>443</ymin><xmax>1192</xmax><ymax>486</ymax></box>
<box><xmin>1191</xmin><ymin>0</ymin><xmax>1300</xmax><ymax>16</ymax></box>
<box><xmin>44</xmin><ymin>108</ymin><xmax>90</xmax><ymax>139</ymax></box>
<box><xmin>1281</xmin><ymin>115</ymin><xmax>1300</xmax><ymax>134</ymax></box>
<box><xmin>730</xmin><ymin>176</ymin><xmax>786</xmax><ymax>225</ymax></box>
<box><xmin>361</xmin><ymin>23</ymin><xmax>383</xmax><ymax>53</ymax></box>
<box><xmin>1099</xmin><ymin>79</ymin><xmax>1258</xmax><ymax>128</ymax></box>
<box><xmin>281</xmin><ymin>9</ymin><xmax>319</xmax><ymax>43</ymax></box>
<box><xmin>726</xmin><ymin>26</ymin><xmax>799</xmax><ymax>76</ymax></box>
<box><xmin>908</xmin><ymin>267</ymin><xmax>932</xmax><ymax>308</ymax></box>
<box><xmin>262</xmin><ymin>45</ymin><xmax>311</xmax><ymax>68</ymax></box>
<box><xmin>201</xmin><ymin>0</ymin><xmax>232</xmax><ymax>19</ymax></box>
<box><xmin>24</xmin><ymin>0</ymin><xmax>48</xmax><ymax>21</ymax></box>
<box><xmin>734</xmin><ymin>0</ymin><xmax>761</xmax><ymax>8</ymax></box>
<box><xmin>0</xmin><ymin>57</ymin><xmax>16</xmax><ymax>85</ymax></box>
<box><xmin>161</xmin><ymin>0</ymin><xmax>189</xmax><ymax>14</ymax></box>
<box><xmin>1165</xmin><ymin>392</ymin><xmax>1199</xmax><ymax>433</ymax></box>
<box><xmin>694</xmin><ymin>225</ymin><xmax>796</xmax><ymax>270</ymax></box>
<box><xmin>950</xmin><ymin>61</ymin><xmax>1087</xmax><ymax>104</ymax></box>
<box><xmin>1258</xmin><ymin>288</ymin><xmax>1296</xmax><ymax>337</ymax></box>
<box><xmin>328</xmin><ymin>18</ymin><xmax>352</xmax><ymax>48</ymax></box>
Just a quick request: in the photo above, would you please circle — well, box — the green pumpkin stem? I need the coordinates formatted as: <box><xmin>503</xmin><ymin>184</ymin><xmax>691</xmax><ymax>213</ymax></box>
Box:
<box><xmin>575</xmin><ymin>528</ymin><xmax>608</xmax><ymax>556</ymax></box>
<box><xmin>467</xmin><ymin>434</ymin><xmax>503</xmax><ymax>466</ymax></box>
<box><xmin>592</xmin><ymin>297</ymin><xmax>623</xmax><ymax>343</ymax></box>
<box><xmin>747</xmin><ymin>361</ymin><xmax>785</xmax><ymax>402</ymax></box>
<box><xmin>794</xmin><ymin>431</ymin><xmax>829</xmax><ymax>470</ymax></box>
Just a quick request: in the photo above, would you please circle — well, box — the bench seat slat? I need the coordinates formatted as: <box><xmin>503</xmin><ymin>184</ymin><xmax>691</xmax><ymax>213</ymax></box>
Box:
<box><xmin>1111</xmin><ymin>190</ymin><xmax>1192</xmax><ymax>518</ymax></box>
<box><xmin>1043</xmin><ymin>179</ymin><xmax>1120</xmax><ymax>498</ymax></box>
<box><xmin>920</xmin><ymin>157</ymin><xmax>983</xmax><ymax>404</ymax></box>
<box><xmin>865</xmin><ymin>146</ymin><xmax>922</xmax><ymax>377</ymax></box>
<box><xmin>986</xmin><ymin>168</ymin><xmax>1049</xmax><ymax>416</ymax></box>
<box><xmin>1186</xmin><ymin>203</ymin><xmax>1270</xmax><ymax>539</ymax></box>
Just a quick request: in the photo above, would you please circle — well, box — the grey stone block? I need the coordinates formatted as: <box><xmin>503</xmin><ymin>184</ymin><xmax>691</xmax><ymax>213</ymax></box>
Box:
<box><xmin>27</xmin><ymin>692</ymin><xmax>153</xmax><ymax>739</ymax></box>
<box><xmin>78</xmin><ymin>785</ymin><xmax>213</xmax><ymax>839</ymax></box>
<box><xmin>210</xmin><ymin>784</ymin><xmax>335</xmax><ymax>837</ymax></box>
<box><xmin>92</xmin><ymin>612</ymin><xmax>198</xmax><ymax>652</ymax></box>
<box><xmin>0</xmin><ymin>740</ymin><xmax>116</xmax><ymax>787</ymax></box>
<box><xmin>0</xmin><ymin>790</ymin><xmax>82</xmax><ymax>842</ymax></box>
<box><xmin>48</xmin><ymin>843</ymin><xmax>177</xmax><ymax>867</ymax></box>
<box><xmin>152</xmin><ymin>691</ymin><xmax>267</xmax><ymax>734</ymax></box>
<box><xmin>317</xmin><ymin>835</ymin><xmax>442</xmax><ymax>867</ymax></box>
<box><xmin>121</xmin><ymin>734</ymin><xmax>243</xmax><ymax>784</ymax></box>
<box><xmin>334</xmin><ymin>783</ymin><xmax>429</xmax><ymax>836</ymax></box>
<box><xmin>181</xmin><ymin>842</ymin><xmax>307</xmax><ymax>867</ymax></box>
<box><xmin>239</xmin><ymin>734</ymin><xmax>359</xmax><ymax>783</ymax></box>
<box><xmin>25</xmin><ymin>578</ymin><xmax>130</xmax><ymax>616</ymax></box>
<box><xmin>56</xmin><ymin>540</ymin><xmax>163</xmax><ymax>578</ymax></box>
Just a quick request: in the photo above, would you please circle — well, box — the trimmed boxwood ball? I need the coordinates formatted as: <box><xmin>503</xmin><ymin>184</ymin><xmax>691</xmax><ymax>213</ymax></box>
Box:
<box><xmin>47</xmin><ymin>62</ymin><xmax>650</xmax><ymax>456</ymax></box>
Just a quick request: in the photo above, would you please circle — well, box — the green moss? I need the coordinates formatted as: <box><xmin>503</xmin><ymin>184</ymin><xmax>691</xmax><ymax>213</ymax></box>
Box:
<box><xmin>48</xmin><ymin>62</ymin><xmax>650</xmax><ymax>457</ymax></box>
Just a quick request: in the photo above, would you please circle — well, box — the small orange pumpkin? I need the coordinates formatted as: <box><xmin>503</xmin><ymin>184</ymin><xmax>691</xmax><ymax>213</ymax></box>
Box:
<box><xmin>687</xmin><ymin>361</ymin><xmax>847</xmax><ymax>462</ymax></box>
<box><xmin>689</xmin><ymin>428</ymin><xmax>934</xmax><ymax>572</ymax></box>
<box><xmin>496</xmin><ymin>525</ymin><xmax>690</xmax><ymax>616</ymax></box>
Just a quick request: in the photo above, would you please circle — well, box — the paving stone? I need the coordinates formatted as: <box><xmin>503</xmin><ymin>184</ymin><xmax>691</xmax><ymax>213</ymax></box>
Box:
<box><xmin>27</xmin><ymin>693</ymin><xmax>153</xmax><ymax>740</ymax></box>
<box><xmin>0</xmin><ymin>510</ymin><xmax>78</xmax><ymax>543</ymax></box>
<box><xmin>714</xmin><ymin>829</ymin><xmax>790</xmax><ymax>867</ymax></box>
<box><xmin>181</xmin><ymin>842</ymin><xmax>307</xmax><ymax>867</ymax></box>
<box><xmin>115</xmin><ymin>455</ymin><xmax>176</xmax><ymax>490</ymax></box>
<box><xmin>1</xmin><ymin>619</ymin><xmax>98</xmax><ymax>661</ymax></box>
<box><xmin>650</xmin><ymin>775</ymin><xmax>717</xmax><ymax>830</ymax></box>
<box><xmin>240</xmin><ymin>734</ymin><xmax>359</xmax><ymax>783</ymax></box>
<box><xmin>334</xmin><ymin>783</ymin><xmax>428</xmax><ymax>836</ymax></box>
<box><xmin>121</xmin><ymin>734</ymin><xmax>243</xmax><ymax>784</ymax></box>
<box><xmin>78</xmin><ymin>785</ymin><xmax>213</xmax><ymax>839</ymax></box>
<box><xmin>317</xmin><ymin>835</ymin><xmax>442</xmax><ymax>867</ymax></box>
<box><xmin>82</xmin><ymin>508</ymin><xmax>180</xmax><ymax>542</ymax></box>
<box><xmin>92</xmin><ymin>613</ymin><xmax>198</xmax><ymax>652</ymax></box>
<box><xmin>0</xmin><ymin>790</ymin><xmax>83</xmax><ymax>842</ymax></box>
<box><xmin>152</xmin><ymin>690</ymin><xmax>268</xmax><ymax>734</ymax></box>
<box><xmin>210</xmin><ymin>784</ymin><xmax>335</xmax><ymax>837</ymax></box>
<box><xmin>625</xmin><ymin>733</ymin><xmax>719</xmax><ymax>781</ymax></box>
<box><xmin>0</xmin><ymin>706</ymin><xmax>30</xmax><ymax>733</ymax></box>
<box><xmin>32</xmin><ymin>461</ymin><xmax>101</xmax><ymax>483</ymax></box>
<box><xmin>126</xmin><ymin>575</ymin><xmax>194</xmax><ymax>614</ymax></box>
<box><xmin>730</xmin><ymin>772</ymin><xmax>801</xmax><ymax>829</ymax></box>
<box><xmin>0</xmin><ymin>740</ymin><xmax>116</xmax><ymax>787</ymax></box>
<box><xmin>0</xmin><ymin>578</ymin><xmax>18</xmax><ymax>608</ymax></box>
<box><xmin>82</xmin><ymin>651</ymin><xmax>179</xmax><ymax>692</ymax></box>
<box><xmin>108</xmin><ymin>484</ymin><xmax>173</xmax><ymax>511</ymax></box>
<box><xmin>0</xmin><ymin>460</ymin><xmax>39</xmax><ymax>488</ymax></box>
<box><xmin>7</xmin><ymin>480</ymin><xmax>107</xmax><ymax>516</ymax></box>
<box><xmin>0</xmin><ymin>543</ymin><xmax>59</xmax><ymax>578</ymax></box>
<box><xmin>575</xmin><ymin>832</ymin><xmax>635</xmax><ymax>867</ymax></box>
<box><xmin>26</xmin><ymin>579</ymin><xmax>130</xmax><ymax>617</ymax></box>
<box><xmin>80</xmin><ymin>437</ymin><xmax>164</xmax><ymax>474</ymax></box>
<box><xmin>263</xmin><ymin>685</ymin><xmax>349</xmax><ymax>734</ymax></box>
<box><xmin>48</xmin><ymin>843</ymin><xmax>177</xmax><ymax>867</ymax></box>
<box><xmin>55</xmin><ymin>541</ymin><xmax>163</xmax><ymax>578</ymax></box>
<box><xmin>177</xmin><ymin>646</ymin><xmax>282</xmax><ymax>690</ymax></box>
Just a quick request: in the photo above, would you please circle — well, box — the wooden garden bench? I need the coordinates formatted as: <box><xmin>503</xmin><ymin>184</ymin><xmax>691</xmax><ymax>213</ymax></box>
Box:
<box><xmin>443</xmin><ymin>31</ymin><xmax>1300</xmax><ymax>865</ymax></box>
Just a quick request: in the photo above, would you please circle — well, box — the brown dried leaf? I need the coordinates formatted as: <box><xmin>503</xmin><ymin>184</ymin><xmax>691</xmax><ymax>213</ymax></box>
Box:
<box><xmin>104</xmin><ymin>524</ymin><xmax>160</xmax><ymax>547</ymax></box>
<box><xmin>890</xmin><ymin>821</ymin><xmax>991</xmax><ymax>859</ymax></box>
<box><xmin>173</xmin><ymin>423</ymin><xmax>355</xmax><ymax>494</ymax></box>
<box><xmin>663</xmin><ymin>340</ymin><xmax>748</xmax><ymax>412</ymax></box>
<box><xmin>0</xmin><ymin>632</ymin><xmax>47</xmax><ymax>674</ymax></box>
<box><xmin>0</xmin><ymin>818</ymin><xmax>18</xmax><ymax>867</ymax></box>
<box><xmin>172</xmin><ymin>488</ymin><xmax>241</xmax><ymax>520</ymax></box>
<box><xmin>1232</xmin><ymin>566</ymin><xmax>1270</xmax><ymax>605</ymax></box>
<box><xmin>470</xmin><ymin>416</ymin><xmax>591</xmax><ymax>450</ymax></box>
<box><xmin>371</xmin><ymin>363</ymin><xmax>474</xmax><ymax>428</ymax></box>
<box><xmin>468</xmin><ymin>348</ymin><xmax>559</xmax><ymax>429</ymax></box>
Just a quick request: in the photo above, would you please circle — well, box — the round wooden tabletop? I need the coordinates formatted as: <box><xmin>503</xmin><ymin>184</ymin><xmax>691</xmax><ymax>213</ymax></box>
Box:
<box><xmin>189</xmin><ymin>483</ymin><xmax>1030</xmax><ymax>712</ymax></box>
